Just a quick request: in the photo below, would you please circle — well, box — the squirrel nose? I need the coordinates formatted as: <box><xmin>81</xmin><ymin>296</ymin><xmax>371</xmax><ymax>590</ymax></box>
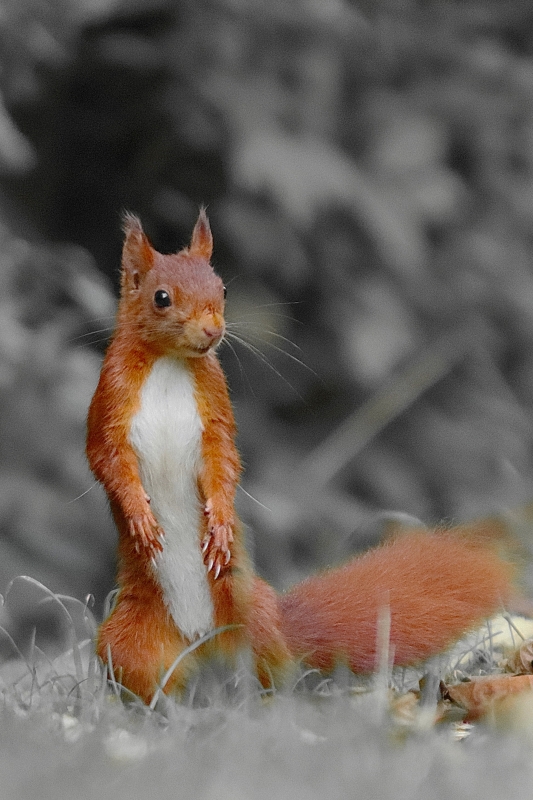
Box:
<box><xmin>202</xmin><ymin>325</ymin><xmax>223</xmax><ymax>340</ymax></box>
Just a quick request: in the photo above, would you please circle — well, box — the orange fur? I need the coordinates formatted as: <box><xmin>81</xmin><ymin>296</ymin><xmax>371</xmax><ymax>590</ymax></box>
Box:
<box><xmin>279</xmin><ymin>530</ymin><xmax>514</xmax><ymax>673</ymax></box>
<box><xmin>88</xmin><ymin>212</ymin><xmax>516</xmax><ymax>704</ymax></box>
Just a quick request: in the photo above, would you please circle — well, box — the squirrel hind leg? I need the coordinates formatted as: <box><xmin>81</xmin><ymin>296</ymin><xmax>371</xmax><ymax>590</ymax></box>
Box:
<box><xmin>97</xmin><ymin>591</ymin><xmax>193</xmax><ymax>704</ymax></box>
<box><xmin>246</xmin><ymin>577</ymin><xmax>296</xmax><ymax>691</ymax></box>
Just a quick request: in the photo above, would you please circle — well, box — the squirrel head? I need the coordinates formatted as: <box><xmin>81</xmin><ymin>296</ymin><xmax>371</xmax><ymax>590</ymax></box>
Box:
<box><xmin>118</xmin><ymin>209</ymin><xmax>226</xmax><ymax>358</ymax></box>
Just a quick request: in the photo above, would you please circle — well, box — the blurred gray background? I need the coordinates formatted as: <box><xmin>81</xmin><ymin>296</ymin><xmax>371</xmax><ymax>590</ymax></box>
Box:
<box><xmin>1</xmin><ymin>0</ymin><xmax>533</xmax><ymax>629</ymax></box>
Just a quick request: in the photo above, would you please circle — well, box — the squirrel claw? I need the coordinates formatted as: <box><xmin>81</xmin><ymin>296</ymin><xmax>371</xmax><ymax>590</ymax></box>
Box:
<box><xmin>203</xmin><ymin>532</ymin><xmax>232</xmax><ymax>575</ymax></box>
<box><xmin>202</xmin><ymin>500</ymin><xmax>234</xmax><ymax>576</ymax></box>
<box><xmin>128</xmin><ymin>511</ymin><xmax>164</xmax><ymax>558</ymax></box>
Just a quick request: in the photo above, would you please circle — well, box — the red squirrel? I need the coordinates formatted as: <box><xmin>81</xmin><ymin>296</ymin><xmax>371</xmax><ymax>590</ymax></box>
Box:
<box><xmin>87</xmin><ymin>210</ymin><xmax>514</xmax><ymax>703</ymax></box>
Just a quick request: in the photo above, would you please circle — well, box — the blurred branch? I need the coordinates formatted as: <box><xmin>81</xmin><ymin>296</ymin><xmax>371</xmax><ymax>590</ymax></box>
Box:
<box><xmin>0</xmin><ymin>93</ymin><xmax>35</xmax><ymax>174</ymax></box>
<box><xmin>301</xmin><ymin>327</ymin><xmax>473</xmax><ymax>491</ymax></box>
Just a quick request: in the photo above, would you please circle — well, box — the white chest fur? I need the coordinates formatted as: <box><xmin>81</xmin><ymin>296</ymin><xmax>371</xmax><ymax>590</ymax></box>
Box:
<box><xmin>129</xmin><ymin>356</ymin><xmax>214</xmax><ymax>639</ymax></box>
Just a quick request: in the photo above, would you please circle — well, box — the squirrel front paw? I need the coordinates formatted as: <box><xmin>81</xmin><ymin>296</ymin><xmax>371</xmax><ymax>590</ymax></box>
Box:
<box><xmin>127</xmin><ymin>505</ymin><xmax>164</xmax><ymax>559</ymax></box>
<box><xmin>202</xmin><ymin>498</ymin><xmax>234</xmax><ymax>579</ymax></box>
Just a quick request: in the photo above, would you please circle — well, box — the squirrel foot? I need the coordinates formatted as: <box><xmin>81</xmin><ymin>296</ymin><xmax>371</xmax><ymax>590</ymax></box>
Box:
<box><xmin>127</xmin><ymin>509</ymin><xmax>164</xmax><ymax>558</ymax></box>
<box><xmin>202</xmin><ymin>499</ymin><xmax>234</xmax><ymax>579</ymax></box>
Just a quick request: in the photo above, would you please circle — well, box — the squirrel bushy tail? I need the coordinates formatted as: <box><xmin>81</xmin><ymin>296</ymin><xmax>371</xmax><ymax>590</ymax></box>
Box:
<box><xmin>97</xmin><ymin>526</ymin><xmax>516</xmax><ymax>702</ymax></box>
<box><xmin>277</xmin><ymin>528</ymin><xmax>515</xmax><ymax>673</ymax></box>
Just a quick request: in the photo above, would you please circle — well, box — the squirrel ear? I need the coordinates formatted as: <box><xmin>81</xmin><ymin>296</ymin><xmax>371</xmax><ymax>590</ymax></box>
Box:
<box><xmin>188</xmin><ymin>207</ymin><xmax>213</xmax><ymax>260</ymax></box>
<box><xmin>121</xmin><ymin>213</ymin><xmax>154</xmax><ymax>283</ymax></box>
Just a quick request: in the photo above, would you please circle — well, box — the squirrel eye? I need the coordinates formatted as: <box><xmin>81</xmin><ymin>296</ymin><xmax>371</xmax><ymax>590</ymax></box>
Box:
<box><xmin>154</xmin><ymin>289</ymin><xmax>171</xmax><ymax>308</ymax></box>
<box><xmin>223</xmin><ymin>285</ymin><xmax>227</xmax><ymax>299</ymax></box>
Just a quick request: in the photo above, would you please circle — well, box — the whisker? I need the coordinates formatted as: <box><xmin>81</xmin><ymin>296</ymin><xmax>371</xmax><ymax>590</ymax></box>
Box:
<box><xmin>64</xmin><ymin>483</ymin><xmax>97</xmax><ymax>505</ymax></box>
<box><xmin>72</xmin><ymin>335</ymin><xmax>114</xmax><ymax>349</ymax></box>
<box><xmin>237</xmin><ymin>483</ymin><xmax>272</xmax><ymax>513</ymax></box>
<box><xmin>221</xmin><ymin>337</ymin><xmax>255</xmax><ymax>395</ymax></box>
<box><xmin>225</xmin><ymin>331</ymin><xmax>303</xmax><ymax>398</ymax></box>
<box><xmin>226</xmin><ymin>323</ymin><xmax>303</xmax><ymax>350</ymax></box>
<box><xmin>247</xmin><ymin>301</ymin><xmax>302</xmax><ymax>309</ymax></box>
<box><xmin>227</xmin><ymin>309</ymin><xmax>301</xmax><ymax>325</ymax></box>
<box><xmin>226</xmin><ymin>299</ymin><xmax>302</xmax><ymax>324</ymax></box>
<box><xmin>77</xmin><ymin>314</ymin><xmax>117</xmax><ymax>324</ymax></box>
<box><xmin>254</xmin><ymin>337</ymin><xmax>315</xmax><ymax>375</ymax></box>
<box><xmin>227</xmin><ymin>327</ymin><xmax>316</xmax><ymax>376</ymax></box>
<box><xmin>69</xmin><ymin>326</ymin><xmax>114</xmax><ymax>344</ymax></box>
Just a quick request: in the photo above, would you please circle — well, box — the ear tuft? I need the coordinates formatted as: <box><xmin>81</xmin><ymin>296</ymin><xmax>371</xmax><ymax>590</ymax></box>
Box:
<box><xmin>188</xmin><ymin>207</ymin><xmax>213</xmax><ymax>260</ymax></box>
<box><xmin>122</xmin><ymin>211</ymin><xmax>144</xmax><ymax>237</ymax></box>
<box><xmin>121</xmin><ymin>211</ymin><xmax>154</xmax><ymax>279</ymax></box>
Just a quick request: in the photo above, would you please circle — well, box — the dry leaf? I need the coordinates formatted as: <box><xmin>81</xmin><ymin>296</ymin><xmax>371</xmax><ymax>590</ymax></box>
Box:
<box><xmin>503</xmin><ymin>637</ymin><xmax>533</xmax><ymax>674</ymax></box>
<box><xmin>389</xmin><ymin>689</ymin><xmax>419</xmax><ymax>726</ymax></box>
<box><xmin>444</xmin><ymin>674</ymin><xmax>533</xmax><ymax>720</ymax></box>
